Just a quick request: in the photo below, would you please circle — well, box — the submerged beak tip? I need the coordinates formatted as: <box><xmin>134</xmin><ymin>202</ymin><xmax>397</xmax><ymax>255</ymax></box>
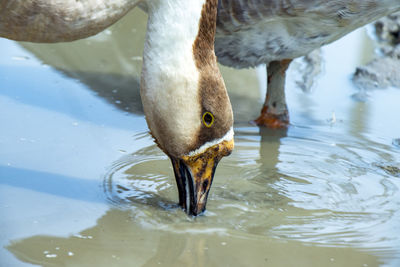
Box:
<box><xmin>171</xmin><ymin>138</ymin><xmax>234</xmax><ymax>215</ymax></box>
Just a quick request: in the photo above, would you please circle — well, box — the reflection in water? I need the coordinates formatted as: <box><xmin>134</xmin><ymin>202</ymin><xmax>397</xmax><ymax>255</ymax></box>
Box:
<box><xmin>98</xmin><ymin>123</ymin><xmax>400</xmax><ymax>258</ymax></box>
<box><xmin>7</xmin><ymin>208</ymin><xmax>380</xmax><ymax>267</ymax></box>
<box><xmin>61</xmin><ymin>71</ymin><xmax>143</xmax><ymax>115</ymax></box>
<box><xmin>0</xmin><ymin>166</ymin><xmax>101</xmax><ymax>203</ymax></box>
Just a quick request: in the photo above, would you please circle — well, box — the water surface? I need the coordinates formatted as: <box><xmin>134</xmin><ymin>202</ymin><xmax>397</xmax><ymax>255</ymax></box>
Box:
<box><xmin>1</xmin><ymin>9</ymin><xmax>400</xmax><ymax>267</ymax></box>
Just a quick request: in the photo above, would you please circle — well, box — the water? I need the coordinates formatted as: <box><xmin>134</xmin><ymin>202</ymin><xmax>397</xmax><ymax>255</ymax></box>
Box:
<box><xmin>1</xmin><ymin>8</ymin><xmax>400</xmax><ymax>267</ymax></box>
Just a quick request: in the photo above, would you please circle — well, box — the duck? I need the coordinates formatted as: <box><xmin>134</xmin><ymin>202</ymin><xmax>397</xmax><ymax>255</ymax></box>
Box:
<box><xmin>2</xmin><ymin>0</ymin><xmax>400</xmax><ymax>215</ymax></box>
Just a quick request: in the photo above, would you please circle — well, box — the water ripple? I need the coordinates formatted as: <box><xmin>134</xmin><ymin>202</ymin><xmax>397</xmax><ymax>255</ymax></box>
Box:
<box><xmin>102</xmin><ymin>125</ymin><xmax>400</xmax><ymax>257</ymax></box>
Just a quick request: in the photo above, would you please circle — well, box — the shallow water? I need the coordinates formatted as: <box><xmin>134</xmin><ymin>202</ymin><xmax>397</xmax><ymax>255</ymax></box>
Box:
<box><xmin>1</xmin><ymin>9</ymin><xmax>400</xmax><ymax>267</ymax></box>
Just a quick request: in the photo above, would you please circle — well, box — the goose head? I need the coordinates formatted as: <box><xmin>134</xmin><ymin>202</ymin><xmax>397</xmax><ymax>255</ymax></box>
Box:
<box><xmin>140</xmin><ymin>0</ymin><xmax>233</xmax><ymax>215</ymax></box>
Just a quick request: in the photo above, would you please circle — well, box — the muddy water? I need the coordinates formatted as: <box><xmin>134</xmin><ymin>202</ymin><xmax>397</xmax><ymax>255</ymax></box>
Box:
<box><xmin>1</xmin><ymin>8</ymin><xmax>400</xmax><ymax>267</ymax></box>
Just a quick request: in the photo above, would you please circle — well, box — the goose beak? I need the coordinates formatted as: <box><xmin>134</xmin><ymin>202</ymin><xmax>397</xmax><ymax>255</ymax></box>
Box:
<box><xmin>170</xmin><ymin>138</ymin><xmax>234</xmax><ymax>216</ymax></box>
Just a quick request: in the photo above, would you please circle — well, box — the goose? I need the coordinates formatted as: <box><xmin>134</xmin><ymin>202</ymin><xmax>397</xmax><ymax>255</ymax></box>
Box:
<box><xmin>2</xmin><ymin>0</ymin><xmax>400</xmax><ymax>215</ymax></box>
<box><xmin>1</xmin><ymin>0</ymin><xmax>233</xmax><ymax>216</ymax></box>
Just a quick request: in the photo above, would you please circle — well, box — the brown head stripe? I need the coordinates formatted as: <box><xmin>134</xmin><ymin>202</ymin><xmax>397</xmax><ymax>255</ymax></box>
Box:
<box><xmin>191</xmin><ymin>0</ymin><xmax>233</xmax><ymax>152</ymax></box>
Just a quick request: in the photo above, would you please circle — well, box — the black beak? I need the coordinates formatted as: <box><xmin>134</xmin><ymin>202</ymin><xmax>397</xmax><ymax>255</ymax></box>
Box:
<box><xmin>170</xmin><ymin>158</ymin><xmax>218</xmax><ymax>216</ymax></box>
<box><xmin>169</xmin><ymin>139</ymin><xmax>234</xmax><ymax>216</ymax></box>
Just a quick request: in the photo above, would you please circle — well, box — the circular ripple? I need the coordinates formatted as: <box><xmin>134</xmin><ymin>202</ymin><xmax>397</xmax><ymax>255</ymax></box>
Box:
<box><xmin>102</xmin><ymin>127</ymin><xmax>400</xmax><ymax>252</ymax></box>
<box><xmin>103</xmin><ymin>145</ymin><xmax>175</xmax><ymax>209</ymax></box>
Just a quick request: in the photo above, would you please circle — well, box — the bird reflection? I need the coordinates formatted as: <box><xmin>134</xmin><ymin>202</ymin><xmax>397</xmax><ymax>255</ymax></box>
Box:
<box><xmin>6</xmin><ymin>207</ymin><xmax>379</xmax><ymax>266</ymax></box>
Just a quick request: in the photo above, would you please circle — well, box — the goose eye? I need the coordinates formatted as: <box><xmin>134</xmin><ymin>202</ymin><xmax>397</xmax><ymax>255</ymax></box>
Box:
<box><xmin>202</xmin><ymin>112</ymin><xmax>214</xmax><ymax>127</ymax></box>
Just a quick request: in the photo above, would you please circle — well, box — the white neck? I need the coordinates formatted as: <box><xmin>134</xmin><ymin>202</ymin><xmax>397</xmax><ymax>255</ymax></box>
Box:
<box><xmin>144</xmin><ymin>0</ymin><xmax>206</xmax><ymax>60</ymax></box>
<box><xmin>140</xmin><ymin>0</ymin><xmax>207</xmax><ymax>156</ymax></box>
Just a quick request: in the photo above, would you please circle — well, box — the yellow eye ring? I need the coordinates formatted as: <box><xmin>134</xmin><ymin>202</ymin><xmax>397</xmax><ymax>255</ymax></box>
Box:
<box><xmin>202</xmin><ymin>112</ymin><xmax>214</xmax><ymax>128</ymax></box>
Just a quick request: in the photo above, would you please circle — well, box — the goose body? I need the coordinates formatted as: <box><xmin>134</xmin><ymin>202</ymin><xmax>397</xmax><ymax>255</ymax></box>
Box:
<box><xmin>0</xmin><ymin>0</ymin><xmax>140</xmax><ymax>42</ymax></box>
<box><xmin>214</xmin><ymin>0</ymin><xmax>400</xmax><ymax>127</ymax></box>
<box><xmin>1</xmin><ymin>0</ymin><xmax>400</xmax><ymax>215</ymax></box>
<box><xmin>215</xmin><ymin>0</ymin><xmax>400</xmax><ymax>68</ymax></box>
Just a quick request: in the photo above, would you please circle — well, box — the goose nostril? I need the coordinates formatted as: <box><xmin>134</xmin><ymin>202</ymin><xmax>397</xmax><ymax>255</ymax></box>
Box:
<box><xmin>202</xmin><ymin>180</ymin><xmax>209</xmax><ymax>193</ymax></box>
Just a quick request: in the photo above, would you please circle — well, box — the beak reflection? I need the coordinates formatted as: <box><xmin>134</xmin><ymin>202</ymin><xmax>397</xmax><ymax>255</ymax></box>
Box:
<box><xmin>170</xmin><ymin>139</ymin><xmax>234</xmax><ymax>216</ymax></box>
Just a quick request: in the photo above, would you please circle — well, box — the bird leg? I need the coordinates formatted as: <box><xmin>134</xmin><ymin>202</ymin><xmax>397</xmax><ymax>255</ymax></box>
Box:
<box><xmin>254</xmin><ymin>59</ymin><xmax>292</xmax><ymax>128</ymax></box>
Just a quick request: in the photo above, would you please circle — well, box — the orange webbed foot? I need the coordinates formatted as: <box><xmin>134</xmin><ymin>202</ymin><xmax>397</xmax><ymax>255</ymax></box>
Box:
<box><xmin>253</xmin><ymin>106</ymin><xmax>289</xmax><ymax>129</ymax></box>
